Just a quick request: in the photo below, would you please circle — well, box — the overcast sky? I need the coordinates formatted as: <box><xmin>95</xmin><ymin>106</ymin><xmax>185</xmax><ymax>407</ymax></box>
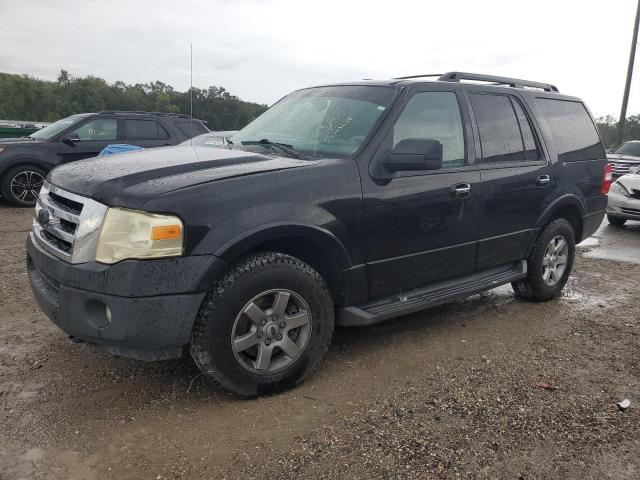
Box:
<box><xmin>0</xmin><ymin>0</ymin><xmax>638</xmax><ymax>118</ymax></box>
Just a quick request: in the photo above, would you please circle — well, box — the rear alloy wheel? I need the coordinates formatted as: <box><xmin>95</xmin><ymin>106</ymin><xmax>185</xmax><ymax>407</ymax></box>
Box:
<box><xmin>1</xmin><ymin>166</ymin><xmax>46</xmax><ymax>207</ymax></box>
<box><xmin>191</xmin><ymin>252</ymin><xmax>334</xmax><ymax>397</ymax></box>
<box><xmin>541</xmin><ymin>235</ymin><xmax>569</xmax><ymax>287</ymax></box>
<box><xmin>512</xmin><ymin>218</ymin><xmax>575</xmax><ymax>302</ymax></box>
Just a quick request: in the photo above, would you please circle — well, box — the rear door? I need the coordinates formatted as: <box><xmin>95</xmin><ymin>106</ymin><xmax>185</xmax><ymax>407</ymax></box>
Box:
<box><xmin>466</xmin><ymin>91</ymin><xmax>556</xmax><ymax>270</ymax></box>
<box><xmin>58</xmin><ymin>117</ymin><xmax>120</xmax><ymax>163</ymax></box>
<box><xmin>122</xmin><ymin>119</ymin><xmax>173</xmax><ymax>148</ymax></box>
<box><xmin>361</xmin><ymin>86</ymin><xmax>481</xmax><ymax>298</ymax></box>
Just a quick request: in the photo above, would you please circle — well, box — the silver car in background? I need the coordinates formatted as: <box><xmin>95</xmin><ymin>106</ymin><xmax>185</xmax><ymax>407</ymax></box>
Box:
<box><xmin>607</xmin><ymin>140</ymin><xmax>640</xmax><ymax>179</ymax></box>
<box><xmin>607</xmin><ymin>169</ymin><xmax>640</xmax><ymax>226</ymax></box>
<box><xmin>180</xmin><ymin>131</ymin><xmax>239</xmax><ymax>147</ymax></box>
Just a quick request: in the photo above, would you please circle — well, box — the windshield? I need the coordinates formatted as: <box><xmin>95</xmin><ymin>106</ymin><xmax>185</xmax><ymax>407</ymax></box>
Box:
<box><xmin>613</xmin><ymin>142</ymin><xmax>640</xmax><ymax>157</ymax></box>
<box><xmin>230</xmin><ymin>85</ymin><xmax>396</xmax><ymax>158</ymax></box>
<box><xmin>30</xmin><ymin>115</ymin><xmax>85</xmax><ymax>140</ymax></box>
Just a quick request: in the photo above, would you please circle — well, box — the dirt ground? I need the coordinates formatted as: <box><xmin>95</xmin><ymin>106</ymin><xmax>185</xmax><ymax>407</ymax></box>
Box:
<box><xmin>1</xmin><ymin>203</ymin><xmax>639</xmax><ymax>480</ymax></box>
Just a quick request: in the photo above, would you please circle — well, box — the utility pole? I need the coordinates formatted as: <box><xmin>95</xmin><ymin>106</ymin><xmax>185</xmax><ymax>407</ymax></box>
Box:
<box><xmin>618</xmin><ymin>0</ymin><xmax>640</xmax><ymax>145</ymax></box>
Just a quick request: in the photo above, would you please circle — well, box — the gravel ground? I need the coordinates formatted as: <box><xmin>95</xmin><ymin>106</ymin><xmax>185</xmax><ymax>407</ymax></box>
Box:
<box><xmin>1</xmin><ymin>203</ymin><xmax>639</xmax><ymax>480</ymax></box>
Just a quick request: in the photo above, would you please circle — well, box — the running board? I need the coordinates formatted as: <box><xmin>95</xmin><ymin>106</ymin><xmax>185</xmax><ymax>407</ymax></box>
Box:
<box><xmin>337</xmin><ymin>260</ymin><xmax>527</xmax><ymax>327</ymax></box>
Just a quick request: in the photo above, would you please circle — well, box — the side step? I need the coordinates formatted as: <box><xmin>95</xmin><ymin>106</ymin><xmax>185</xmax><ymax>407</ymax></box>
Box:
<box><xmin>337</xmin><ymin>260</ymin><xmax>527</xmax><ymax>327</ymax></box>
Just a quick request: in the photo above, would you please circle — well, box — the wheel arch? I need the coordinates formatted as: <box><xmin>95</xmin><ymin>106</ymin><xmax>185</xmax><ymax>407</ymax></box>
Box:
<box><xmin>214</xmin><ymin>223</ymin><xmax>353</xmax><ymax>306</ymax></box>
<box><xmin>530</xmin><ymin>195</ymin><xmax>585</xmax><ymax>253</ymax></box>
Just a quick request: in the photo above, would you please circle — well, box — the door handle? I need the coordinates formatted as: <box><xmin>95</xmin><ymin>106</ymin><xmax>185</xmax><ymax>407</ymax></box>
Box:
<box><xmin>451</xmin><ymin>183</ymin><xmax>471</xmax><ymax>198</ymax></box>
<box><xmin>537</xmin><ymin>174</ymin><xmax>551</xmax><ymax>186</ymax></box>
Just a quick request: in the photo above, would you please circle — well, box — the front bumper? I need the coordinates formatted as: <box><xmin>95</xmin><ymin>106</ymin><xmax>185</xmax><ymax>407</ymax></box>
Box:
<box><xmin>27</xmin><ymin>233</ymin><xmax>226</xmax><ymax>360</ymax></box>
<box><xmin>607</xmin><ymin>191</ymin><xmax>640</xmax><ymax>221</ymax></box>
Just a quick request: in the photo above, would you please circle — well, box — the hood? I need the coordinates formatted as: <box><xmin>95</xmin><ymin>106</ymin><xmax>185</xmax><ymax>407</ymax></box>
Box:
<box><xmin>617</xmin><ymin>173</ymin><xmax>640</xmax><ymax>192</ymax></box>
<box><xmin>48</xmin><ymin>145</ymin><xmax>313</xmax><ymax>208</ymax></box>
<box><xmin>607</xmin><ymin>153</ymin><xmax>640</xmax><ymax>163</ymax></box>
<box><xmin>0</xmin><ymin>137</ymin><xmax>45</xmax><ymax>146</ymax></box>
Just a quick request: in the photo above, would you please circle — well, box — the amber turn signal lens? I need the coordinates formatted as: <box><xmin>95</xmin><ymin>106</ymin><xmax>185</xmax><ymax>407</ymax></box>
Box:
<box><xmin>151</xmin><ymin>225</ymin><xmax>182</xmax><ymax>241</ymax></box>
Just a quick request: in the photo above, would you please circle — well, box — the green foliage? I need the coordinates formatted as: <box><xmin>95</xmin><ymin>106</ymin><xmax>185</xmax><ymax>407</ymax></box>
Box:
<box><xmin>0</xmin><ymin>70</ymin><xmax>268</xmax><ymax>130</ymax></box>
<box><xmin>595</xmin><ymin>114</ymin><xmax>640</xmax><ymax>149</ymax></box>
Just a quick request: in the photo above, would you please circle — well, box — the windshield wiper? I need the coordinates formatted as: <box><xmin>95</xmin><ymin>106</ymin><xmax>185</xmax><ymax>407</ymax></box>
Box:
<box><xmin>240</xmin><ymin>139</ymin><xmax>306</xmax><ymax>159</ymax></box>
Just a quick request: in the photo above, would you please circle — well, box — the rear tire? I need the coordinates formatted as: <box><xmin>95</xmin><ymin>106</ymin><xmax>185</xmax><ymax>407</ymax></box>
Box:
<box><xmin>607</xmin><ymin>215</ymin><xmax>627</xmax><ymax>226</ymax></box>
<box><xmin>512</xmin><ymin>218</ymin><xmax>575</xmax><ymax>302</ymax></box>
<box><xmin>190</xmin><ymin>252</ymin><xmax>334</xmax><ymax>397</ymax></box>
<box><xmin>1</xmin><ymin>165</ymin><xmax>46</xmax><ymax>207</ymax></box>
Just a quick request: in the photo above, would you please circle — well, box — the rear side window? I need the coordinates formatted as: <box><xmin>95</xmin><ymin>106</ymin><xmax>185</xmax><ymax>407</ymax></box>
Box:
<box><xmin>125</xmin><ymin>120</ymin><xmax>169</xmax><ymax>140</ymax></box>
<box><xmin>175</xmin><ymin>121</ymin><xmax>208</xmax><ymax>138</ymax></box>
<box><xmin>469</xmin><ymin>93</ymin><xmax>540</xmax><ymax>163</ymax></box>
<box><xmin>534</xmin><ymin>98</ymin><xmax>604</xmax><ymax>162</ymax></box>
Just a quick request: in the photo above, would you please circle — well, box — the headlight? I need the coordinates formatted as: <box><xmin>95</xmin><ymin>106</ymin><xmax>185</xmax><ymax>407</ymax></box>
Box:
<box><xmin>609</xmin><ymin>181</ymin><xmax>629</xmax><ymax>196</ymax></box>
<box><xmin>95</xmin><ymin>208</ymin><xmax>184</xmax><ymax>264</ymax></box>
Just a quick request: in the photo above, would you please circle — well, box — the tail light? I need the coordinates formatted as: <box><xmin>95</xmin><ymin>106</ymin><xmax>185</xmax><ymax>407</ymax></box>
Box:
<box><xmin>601</xmin><ymin>163</ymin><xmax>613</xmax><ymax>195</ymax></box>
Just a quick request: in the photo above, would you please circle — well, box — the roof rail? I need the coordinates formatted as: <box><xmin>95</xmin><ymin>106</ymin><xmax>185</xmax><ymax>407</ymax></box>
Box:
<box><xmin>438</xmin><ymin>72</ymin><xmax>559</xmax><ymax>92</ymax></box>
<box><xmin>98</xmin><ymin>110</ymin><xmax>193</xmax><ymax>118</ymax></box>
<box><xmin>392</xmin><ymin>74</ymin><xmax>442</xmax><ymax>80</ymax></box>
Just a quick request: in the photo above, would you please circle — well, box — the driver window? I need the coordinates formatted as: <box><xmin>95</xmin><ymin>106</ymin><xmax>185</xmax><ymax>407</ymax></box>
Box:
<box><xmin>393</xmin><ymin>92</ymin><xmax>465</xmax><ymax>168</ymax></box>
<box><xmin>72</xmin><ymin>119</ymin><xmax>117</xmax><ymax>141</ymax></box>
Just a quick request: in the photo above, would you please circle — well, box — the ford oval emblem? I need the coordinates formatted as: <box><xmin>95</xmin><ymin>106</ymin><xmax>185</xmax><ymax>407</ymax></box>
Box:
<box><xmin>37</xmin><ymin>208</ymin><xmax>50</xmax><ymax>225</ymax></box>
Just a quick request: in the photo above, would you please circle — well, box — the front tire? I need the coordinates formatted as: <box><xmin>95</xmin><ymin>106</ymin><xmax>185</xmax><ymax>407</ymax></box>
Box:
<box><xmin>1</xmin><ymin>165</ymin><xmax>46</xmax><ymax>207</ymax></box>
<box><xmin>190</xmin><ymin>252</ymin><xmax>334</xmax><ymax>397</ymax></box>
<box><xmin>512</xmin><ymin>218</ymin><xmax>575</xmax><ymax>302</ymax></box>
<box><xmin>607</xmin><ymin>215</ymin><xmax>627</xmax><ymax>226</ymax></box>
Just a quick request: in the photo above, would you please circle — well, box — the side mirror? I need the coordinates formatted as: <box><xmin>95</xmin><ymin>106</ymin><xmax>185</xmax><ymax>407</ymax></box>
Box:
<box><xmin>62</xmin><ymin>133</ymin><xmax>80</xmax><ymax>145</ymax></box>
<box><xmin>383</xmin><ymin>139</ymin><xmax>443</xmax><ymax>172</ymax></box>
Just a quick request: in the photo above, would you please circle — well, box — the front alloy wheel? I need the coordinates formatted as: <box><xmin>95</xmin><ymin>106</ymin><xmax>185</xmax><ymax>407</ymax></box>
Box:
<box><xmin>190</xmin><ymin>252</ymin><xmax>334</xmax><ymax>397</ymax></box>
<box><xmin>1</xmin><ymin>165</ymin><xmax>47</xmax><ymax>207</ymax></box>
<box><xmin>232</xmin><ymin>289</ymin><xmax>312</xmax><ymax>373</ymax></box>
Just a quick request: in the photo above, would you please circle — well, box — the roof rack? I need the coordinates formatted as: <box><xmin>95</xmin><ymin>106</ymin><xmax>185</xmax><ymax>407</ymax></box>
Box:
<box><xmin>438</xmin><ymin>72</ymin><xmax>559</xmax><ymax>92</ymax></box>
<box><xmin>98</xmin><ymin>111</ymin><xmax>193</xmax><ymax>118</ymax></box>
<box><xmin>393</xmin><ymin>73</ymin><xmax>442</xmax><ymax>80</ymax></box>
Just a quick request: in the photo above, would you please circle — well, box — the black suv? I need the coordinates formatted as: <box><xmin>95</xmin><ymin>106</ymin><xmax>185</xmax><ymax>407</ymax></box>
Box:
<box><xmin>27</xmin><ymin>72</ymin><xmax>610</xmax><ymax>397</ymax></box>
<box><xmin>0</xmin><ymin>111</ymin><xmax>208</xmax><ymax>206</ymax></box>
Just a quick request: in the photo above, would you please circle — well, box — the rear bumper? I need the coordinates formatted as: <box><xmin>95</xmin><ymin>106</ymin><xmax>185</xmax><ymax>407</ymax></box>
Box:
<box><xmin>581</xmin><ymin>208</ymin><xmax>606</xmax><ymax>242</ymax></box>
<box><xmin>27</xmin><ymin>233</ymin><xmax>226</xmax><ymax>360</ymax></box>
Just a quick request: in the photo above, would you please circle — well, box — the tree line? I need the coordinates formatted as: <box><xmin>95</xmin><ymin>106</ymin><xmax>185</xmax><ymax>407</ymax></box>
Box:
<box><xmin>593</xmin><ymin>115</ymin><xmax>640</xmax><ymax>149</ymax></box>
<box><xmin>0</xmin><ymin>70</ymin><xmax>268</xmax><ymax>131</ymax></box>
<box><xmin>1</xmin><ymin>70</ymin><xmax>638</xmax><ymax>147</ymax></box>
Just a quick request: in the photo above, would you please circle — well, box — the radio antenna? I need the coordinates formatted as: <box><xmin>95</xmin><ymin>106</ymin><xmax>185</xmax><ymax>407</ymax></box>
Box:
<box><xmin>190</xmin><ymin>42</ymin><xmax>193</xmax><ymax>145</ymax></box>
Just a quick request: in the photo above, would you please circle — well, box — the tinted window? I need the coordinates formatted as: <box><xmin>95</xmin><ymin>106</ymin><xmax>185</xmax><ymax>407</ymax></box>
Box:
<box><xmin>511</xmin><ymin>98</ymin><xmax>540</xmax><ymax>160</ymax></box>
<box><xmin>175</xmin><ymin>121</ymin><xmax>208</xmax><ymax>138</ymax></box>
<box><xmin>470</xmin><ymin>94</ymin><xmax>526</xmax><ymax>163</ymax></box>
<box><xmin>125</xmin><ymin>120</ymin><xmax>169</xmax><ymax>140</ymax></box>
<box><xmin>535</xmin><ymin>98</ymin><xmax>604</xmax><ymax>162</ymax></box>
<box><xmin>72</xmin><ymin>118</ymin><xmax>117</xmax><ymax>141</ymax></box>
<box><xmin>393</xmin><ymin>92</ymin><xmax>465</xmax><ymax>168</ymax></box>
<box><xmin>613</xmin><ymin>142</ymin><xmax>640</xmax><ymax>156</ymax></box>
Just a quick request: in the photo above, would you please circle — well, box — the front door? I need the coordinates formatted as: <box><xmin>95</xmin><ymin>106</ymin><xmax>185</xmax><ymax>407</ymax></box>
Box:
<box><xmin>58</xmin><ymin>117</ymin><xmax>120</xmax><ymax>163</ymax></box>
<box><xmin>465</xmin><ymin>92</ymin><xmax>556</xmax><ymax>270</ymax></box>
<box><xmin>361</xmin><ymin>88</ymin><xmax>481</xmax><ymax>299</ymax></box>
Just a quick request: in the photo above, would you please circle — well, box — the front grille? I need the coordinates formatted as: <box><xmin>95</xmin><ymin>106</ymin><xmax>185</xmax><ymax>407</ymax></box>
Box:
<box><xmin>32</xmin><ymin>183</ymin><xmax>108</xmax><ymax>263</ymax></box>
<box><xmin>611</xmin><ymin>161</ymin><xmax>640</xmax><ymax>177</ymax></box>
<box><xmin>621</xmin><ymin>207</ymin><xmax>640</xmax><ymax>216</ymax></box>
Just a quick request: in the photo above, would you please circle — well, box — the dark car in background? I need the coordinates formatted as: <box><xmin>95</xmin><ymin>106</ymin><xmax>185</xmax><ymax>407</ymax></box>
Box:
<box><xmin>607</xmin><ymin>140</ymin><xmax>640</xmax><ymax>178</ymax></box>
<box><xmin>0</xmin><ymin>111</ymin><xmax>208</xmax><ymax>206</ymax></box>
